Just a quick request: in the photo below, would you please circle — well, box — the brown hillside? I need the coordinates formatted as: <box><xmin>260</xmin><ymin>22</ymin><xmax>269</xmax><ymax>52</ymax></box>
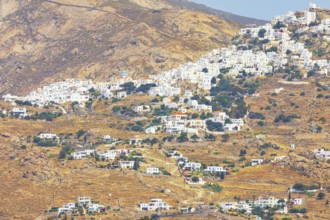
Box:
<box><xmin>0</xmin><ymin>0</ymin><xmax>240</xmax><ymax>95</ymax></box>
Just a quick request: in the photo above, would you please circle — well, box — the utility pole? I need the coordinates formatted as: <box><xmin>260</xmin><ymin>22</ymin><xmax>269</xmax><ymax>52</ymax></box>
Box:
<box><xmin>0</xmin><ymin>0</ymin><xmax>3</xmax><ymax>24</ymax></box>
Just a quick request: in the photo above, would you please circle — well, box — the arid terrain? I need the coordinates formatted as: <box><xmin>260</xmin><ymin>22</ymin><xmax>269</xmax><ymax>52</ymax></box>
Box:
<box><xmin>0</xmin><ymin>1</ymin><xmax>329</xmax><ymax>220</ymax></box>
<box><xmin>0</xmin><ymin>0</ymin><xmax>246</xmax><ymax>95</ymax></box>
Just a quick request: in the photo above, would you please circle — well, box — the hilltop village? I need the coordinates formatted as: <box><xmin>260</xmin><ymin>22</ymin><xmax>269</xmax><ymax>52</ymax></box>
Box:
<box><xmin>1</xmin><ymin>3</ymin><xmax>330</xmax><ymax>220</ymax></box>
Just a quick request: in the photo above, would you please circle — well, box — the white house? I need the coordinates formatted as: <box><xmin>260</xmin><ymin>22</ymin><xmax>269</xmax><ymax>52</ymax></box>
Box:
<box><xmin>71</xmin><ymin>150</ymin><xmax>95</xmax><ymax>159</ymax></box>
<box><xmin>38</xmin><ymin>133</ymin><xmax>58</xmax><ymax>140</ymax></box>
<box><xmin>77</xmin><ymin>197</ymin><xmax>91</xmax><ymax>205</ymax></box>
<box><xmin>11</xmin><ymin>108</ymin><xmax>27</xmax><ymax>117</ymax></box>
<box><xmin>140</xmin><ymin>198</ymin><xmax>172</xmax><ymax>211</ymax></box>
<box><xmin>146</xmin><ymin>167</ymin><xmax>160</xmax><ymax>175</ymax></box>
<box><xmin>258</xmin><ymin>197</ymin><xmax>279</xmax><ymax>208</ymax></box>
<box><xmin>290</xmin><ymin>198</ymin><xmax>303</xmax><ymax>205</ymax></box>
<box><xmin>204</xmin><ymin>166</ymin><xmax>226</xmax><ymax>173</ymax></box>
<box><xmin>134</xmin><ymin>105</ymin><xmax>151</xmax><ymax>113</ymax></box>
<box><xmin>313</xmin><ymin>149</ymin><xmax>330</xmax><ymax>160</ymax></box>
<box><xmin>88</xmin><ymin>203</ymin><xmax>105</xmax><ymax>212</ymax></box>
<box><xmin>145</xmin><ymin>126</ymin><xmax>156</xmax><ymax>134</ymax></box>
<box><xmin>251</xmin><ymin>159</ymin><xmax>264</xmax><ymax>166</ymax></box>
<box><xmin>58</xmin><ymin>202</ymin><xmax>76</xmax><ymax>215</ymax></box>
<box><xmin>183</xmin><ymin>162</ymin><xmax>202</xmax><ymax>171</ymax></box>
<box><xmin>165</xmin><ymin>150</ymin><xmax>183</xmax><ymax>159</ymax></box>
<box><xmin>116</xmin><ymin>91</ymin><xmax>127</xmax><ymax>99</ymax></box>
<box><xmin>97</xmin><ymin>151</ymin><xmax>116</xmax><ymax>160</ymax></box>
<box><xmin>119</xmin><ymin>161</ymin><xmax>135</xmax><ymax>169</ymax></box>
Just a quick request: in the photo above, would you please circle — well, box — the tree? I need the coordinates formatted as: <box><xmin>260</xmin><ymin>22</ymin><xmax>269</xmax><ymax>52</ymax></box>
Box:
<box><xmin>133</xmin><ymin>159</ymin><xmax>140</xmax><ymax>170</ymax></box>
<box><xmin>21</xmin><ymin>145</ymin><xmax>27</xmax><ymax>150</ymax></box>
<box><xmin>112</xmin><ymin>106</ymin><xmax>121</xmax><ymax>113</ymax></box>
<box><xmin>258</xmin><ymin>28</ymin><xmax>267</xmax><ymax>38</ymax></box>
<box><xmin>177</xmin><ymin>132</ymin><xmax>189</xmax><ymax>143</ymax></box>
<box><xmin>239</xmin><ymin>149</ymin><xmax>247</xmax><ymax>156</ymax></box>
<box><xmin>202</xmin><ymin>68</ymin><xmax>209</xmax><ymax>73</ymax></box>
<box><xmin>317</xmin><ymin>192</ymin><xmax>325</xmax><ymax>200</ymax></box>
<box><xmin>191</xmin><ymin>113</ymin><xmax>199</xmax><ymax>119</ymax></box>
<box><xmin>76</xmin><ymin>130</ymin><xmax>85</xmax><ymax>139</ymax></box>
<box><xmin>221</xmin><ymin>134</ymin><xmax>229</xmax><ymax>143</ymax></box>
<box><xmin>211</xmin><ymin>77</ymin><xmax>217</xmax><ymax>84</ymax></box>
<box><xmin>191</xmin><ymin>177</ymin><xmax>199</xmax><ymax>183</ymax></box>
<box><xmin>59</xmin><ymin>149</ymin><xmax>67</xmax><ymax>159</ymax></box>
<box><xmin>273</xmin><ymin>21</ymin><xmax>286</xmax><ymax>29</ymax></box>
<box><xmin>191</xmin><ymin>134</ymin><xmax>199</xmax><ymax>142</ymax></box>
<box><xmin>120</xmin><ymin>82</ymin><xmax>136</xmax><ymax>94</ymax></box>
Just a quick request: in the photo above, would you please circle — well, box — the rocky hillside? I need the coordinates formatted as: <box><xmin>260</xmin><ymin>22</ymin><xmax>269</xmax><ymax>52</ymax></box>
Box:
<box><xmin>0</xmin><ymin>0</ymin><xmax>241</xmax><ymax>95</ymax></box>
<box><xmin>129</xmin><ymin>0</ymin><xmax>267</xmax><ymax>25</ymax></box>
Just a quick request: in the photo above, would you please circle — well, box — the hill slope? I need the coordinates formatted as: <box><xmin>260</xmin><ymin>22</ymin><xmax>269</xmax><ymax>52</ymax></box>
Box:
<box><xmin>0</xmin><ymin>0</ymin><xmax>240</xmax><ymax>95</ymax></box>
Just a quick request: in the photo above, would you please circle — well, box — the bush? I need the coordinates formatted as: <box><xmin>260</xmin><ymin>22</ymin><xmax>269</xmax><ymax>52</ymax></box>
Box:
<box><xmin>317</xmin><ymin>192</ymin><xmax>325</xmax><ymax>200</ymax></box>
<box><xmin>177</xmin><ymin>132</ymin><xmax>189</xmax><ymax>143</ymax></box>
<box><xmin>202</xmin><ymin>183</ymin><xmax>223</xmax><ymax>192</ymax></box>
<box><xmin>274</xmin><ymin>114</ymin><xmax>299</xmax><ymax>123</ymax></box>
<box><xmin>258</xmin><ymin>28</ymin><xmax>267</xmax><ymax>38</ymax></box>
<box><xmin>257</xmin><ymin>121</ymin><xmax>266</xmax><ymax>126</ymax></box>
<box><xmin>206</xmin><ymin>120</ymin><xmax>224</xmax><ymax>132</ymax></box>
<box><xmin>191</xmin><ymin>176</ymin><xmax>199</xmax><ymax>183</ymax></box>
<box><xmin>131</xmin><ymin>125</ymin><xmax>144</xmax><ymax>132</ymax></box>
<box><xmin>249</xmin><ymin>112</ymin><xmax>265</xmax><ymax>120</ymax></box>
<box><xmin>21</xmin><ymin>145</ymin><xmax>27</xmax><ymax>150</ymax></box>
<box><xmin>76</xmin><ymin>130</ymin><xmax>85</xmax><ymax>138</ymax></box>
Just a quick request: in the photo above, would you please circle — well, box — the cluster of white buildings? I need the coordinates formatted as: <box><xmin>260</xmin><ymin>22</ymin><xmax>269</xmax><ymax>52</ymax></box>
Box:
<box><xmin>57</xmin><ymin>197</ymin><xmax>105</xmax><ymax>215</ymax></box>
<box><xmin>272</xmin><ymin>3</ymin><xmax>317</xmax><ymax>26</ymax></box>
<box><xmin>156</xmin><ymin>110</ymin><xmax>243</xmax><ymax>135</ymax></box>
<box><xmin>312</xmin><ymin>149</ymin><xmax>330</xmax><ymax>160</ymax></box>
<box><xmin>239</xmin><ymin>3</ymin><xmax>330</xmax><ymax>76</ymax></box>
<box><xmin>220</xmin><ymin>197</ymin><xmax>288</xmax><ymax>215</ymax></box>
<box><xmin>139</xmin><ymin>198</ymin><xmax>172</xmax><ymax>211</ymax></box>
<box><xmin>70</xmin><ymin>148</ymin><xmax>129</xmax><ymax>160</ymax></box>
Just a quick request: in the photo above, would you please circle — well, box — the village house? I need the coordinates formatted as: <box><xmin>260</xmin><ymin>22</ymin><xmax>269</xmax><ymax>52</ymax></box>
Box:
<box><xmin>116</xmin><ymin>91</ymin><xmax>127</xmax><ymax>99</ymax></box>
<box><xmin>258</xmin><ymin>197</ymin><xmax>284</xmax><ymax>208</ymax></box>
<box><xmin>145</xmin><ymin>126</ymin><xmax>157</xmax><ymax>134</ymax></box>
<box><xmin>103</xmin><ymin>135</ymin><xmax>115</xmax><ymax>142</ymax></box>
<box><xmin>11</xmin><ymin>107</ymin><xmax>27</xmax><ymax>117</ymax></box>
<box><xmin>313</xmin><ymin>149</ymin><xmax>330</xmax><ymax>160</ymax></box>
<box><xmin>133</xmin><ymin>105</ymin><xmax>151</xmax><ymax>113</ymax></box>
<box><xmin>38</xmin><ymin>133</ymin><xmax>58</xmax><ymax>140</ymax></box>
<box><xmin>108</xmin><ymin>149</ymin><xmax>129</xmax><ymax>156</ymax></box>
<box><xmin>211</xmin><ymin>111</ymin><xmax>229</xmax><ymax>123</ymax></box>
<box><xmin>290</xmin><ymin>198</ymin><xmax>303</xmax><ymax>205</ymax></box>
<box><xmin>220</xmin><ymin>201</ymin><xmax>252</xmax><ymax>215</ymax></box>
<box><xmin>204</xmin><ymin>166</ymin><xmax>226</xmax><ymax>173</ymax></box>
<box><xmin>58</xmin><ymin>202</ymin><xmax>76</xmax><ymax>215</ymax></box>
<box><xmin>96</xmin><ymin>151</ymin><xmax>116</xmax><ymax>160</ymax></box>
<box><xmin>183</xmin><ymin>162</ymin><xmax>202</xmax><ymax>171</ymax></box>
<box><xmin>165</xmin><ymin>149</ymin><xmax>183</xmax><ymax>159</ymax></box>
<box><xmin>140</xmin><ymin>198</ymin><xmax>172</xmax><ymax>211</ymax></box>
<box><xmin>119</xmin><ymin>161</ymin><xmax>135</xmax><ymax>169</ymax></box>
<box><xmin>186</xmin><ymin>119</ymin><xmax>206</xmax><ymax>129</ymax></box>
<box><xmin>88</xmin><ymin>203</ymin><xmax>105</xmax><ymax>213</ymax></box>
<box><xmin>78</xmin><ymin>197</ymin><xmax>91</xmax><ymax>205</ymax></box>
<box><xmin>251</xmin><ymin>159</ymin><xmax>264</xmax><ymax>166</ymax></box>
<box><xmin>146</xmin><ymin>167</ymin><xmax>160</xmax><ymax>175</ymax></box>
<box><xmin>71</xmin><ymin>149</ymin><xmax>95</xmax><ymax>160</ymax></box>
